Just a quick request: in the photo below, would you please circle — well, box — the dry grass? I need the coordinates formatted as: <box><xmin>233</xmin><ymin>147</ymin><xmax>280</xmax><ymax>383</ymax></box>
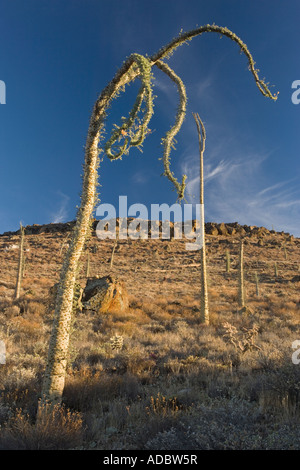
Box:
<box><xmin>0</xmin><ymin>403</ymin><xmax>83</xmax><ymax>450</ymax></box>
<box><xmin>0</xmin><ymin>227</ymin><xmax>299</xmax><ymax>449</ymax></box>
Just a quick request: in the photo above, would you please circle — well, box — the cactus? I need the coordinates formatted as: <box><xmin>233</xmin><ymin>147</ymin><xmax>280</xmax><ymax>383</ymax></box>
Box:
<box><xmin>274</xmin><ymin>261</ymin><xmax>278</xmax><ymax>278</ymax></box>
<box><xmin>254</xmin><ymin>271</ymin><xmax>260</xmax><ymax>297</ymax></box>
<box><xmin>192</xmin><ymin>112</ymin><xmax>209</xmax><ymax>325</ymax></box>
<box><xmin>39</xmin><ymin>24</ymin><xmax>277</xmax><ymax>409</ymax></box>
<box><xmin>110</xmin><ymin>236</ymin><xmax>118</xmax><ymax>269</ymax></box>
<box><xmin>48</xmin><ymin>282</ymin><xmax>83</xmax><ymax>315</ymax></box>
<box><xmin>238</xmin><ymin>240</ymin><xmax>245</xmax><ymax>308</ymax></box>
<box><xmin>14</xmin><ymin>222</ymin><xmax>25</xmax><ymax>300</ymax></box>
<box><xmin>225</xmin><ymin>249</ymin><xmax>231</xmax><ymax>273</ymax></box>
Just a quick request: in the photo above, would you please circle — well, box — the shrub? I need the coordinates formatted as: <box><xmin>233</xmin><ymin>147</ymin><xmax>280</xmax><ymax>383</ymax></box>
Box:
<box><xmin>0</xmin><ymin>403</ymin><xmax>83</xmax><ymax>450</ymax></box>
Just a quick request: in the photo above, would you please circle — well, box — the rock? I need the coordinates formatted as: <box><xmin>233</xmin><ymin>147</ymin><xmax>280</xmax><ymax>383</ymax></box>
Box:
<box><xmin>217</xmin><ymin>223</ymin><xmax>228</xmax><ymax>236</ymax></box>
<box><xmin>205</xmin><ymin>222</ymin><xmax>219</xmax><ymax>236</ymax></box>
<box><xmin>251</xmin><ymin>227</ymin><xmax>269</xmax><ymax>237</ymax></box>
<box><xmin>237</xmin><ymin>227</ymin><xmax>247</xmax><ymax>236</ymax></box>
<box><xmin>226</xmin><ymin>226</ymin><xmax>236</xmax><ymax>235</ymax></box>
<box><xmin>83</xmin><ymin>275</ymin><xmax>129</xmax><ymax>313</ymax></box>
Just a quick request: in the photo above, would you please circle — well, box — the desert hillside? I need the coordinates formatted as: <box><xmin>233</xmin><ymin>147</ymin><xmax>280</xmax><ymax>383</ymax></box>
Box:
<box><xmin>0</xmin><ymin>220</ymin><xmax>299</xmax><ymax>450</ymax></box>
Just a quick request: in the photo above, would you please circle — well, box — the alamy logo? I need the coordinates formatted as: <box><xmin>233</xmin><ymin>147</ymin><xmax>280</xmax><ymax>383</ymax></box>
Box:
<box><xmin>291</xmin><ymin>80</ymin><xmax>300</xmax><ymax>105</ymax></box>
<box><xmin>95</xmin><ymin>196</ymin><xmax>204</xmax><ymax>250</ymax></box>
<box><xmin>292</xmin><ymin>340</ymin><xmax>300</xmax><ymax>364</ymax></box>
<box><xmin>0</xmin><ymin>80</ymin><xmax>6</xmax><ymax>104</ymax></box>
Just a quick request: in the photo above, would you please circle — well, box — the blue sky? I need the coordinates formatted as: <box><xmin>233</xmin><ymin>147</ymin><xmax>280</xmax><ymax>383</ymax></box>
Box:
<box><xmin>0</xmin><ymin>0</ymin><xmax>300</xmax><ymax>236</ymax></box>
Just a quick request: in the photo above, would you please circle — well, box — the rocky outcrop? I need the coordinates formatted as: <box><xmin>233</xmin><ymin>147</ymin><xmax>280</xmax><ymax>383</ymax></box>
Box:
<box><xmin>205</xmin><ymin>222</ymin><xmax>219</xmax><ymax>236</ymax></box>
<box><xmin>1</xmin><ymin>218</ymin><xmax>296</xmax><ymax>240</ymax></box>
<box><xmin>217</xmin><ymin>223</ymin><xmax>228</xmax><ymax>236</ymax></box>
<box><xmin>2</xmin><ymin>221</ymin><xmax>76</xmax><ymax>236</ymax></box>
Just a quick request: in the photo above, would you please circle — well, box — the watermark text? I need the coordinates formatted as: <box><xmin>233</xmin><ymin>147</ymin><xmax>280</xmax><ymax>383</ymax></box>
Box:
<box><xmin>95</xmin><ymin>196</ymin><xmax>204</xmax><ymax>250</ymax></box>
<box><xmin>0</xmin><ymin>340</ymin><xmax>6</xmax><ymax>364</ymax></box>
<box><xmin>292</xmin><ymin>340</ymin><xmax>300</xmax><ymax>364</ymax></box>
<box><xmin>0</xmin><ymin>80</ymin><xmax>6</xmax><ymax>104</ymax></box>
<box><xmin>291</xmin><ymin>80</ymin><xmax>300</xmax><ymax>104</ymax></box>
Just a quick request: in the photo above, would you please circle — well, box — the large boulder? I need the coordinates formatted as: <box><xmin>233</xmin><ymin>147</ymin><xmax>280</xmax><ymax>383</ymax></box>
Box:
<box><xmin>82</xmin><ymin>275</ymin><xmax>129</xmax><ymax>313</ymax></box>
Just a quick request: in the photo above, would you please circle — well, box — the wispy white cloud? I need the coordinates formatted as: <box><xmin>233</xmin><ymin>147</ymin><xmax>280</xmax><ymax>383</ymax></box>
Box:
<box><xmin>256</xmin><ymin>180</ymin><xmax>292</xmax><ymax>197</ymax></box>
<box><xmin>131</xmin><ymin>170</ymin><xmax>149</xmax><ymax>185</ymax></box>
<box><xmin>51</xmin><ymin>191</ymin><xmax>70</xmax><ymax>223</ymax></box>
<box><xmin>180</xmin><ymin>146</ymin><xmax>300</xmax><ymax>236</ymax></box>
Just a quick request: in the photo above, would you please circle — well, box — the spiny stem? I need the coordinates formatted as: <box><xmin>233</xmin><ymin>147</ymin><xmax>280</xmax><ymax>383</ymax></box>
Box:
<box><xmin>151</xmin><ymin>24</ymin><xmax>278</xmax><ymax>101</ymax></box>
<box><xmin>155</xmin><ymin>60</ymin><xmax>188</xmax><ymax>200</ymax></box>
<box><xmin>193</xmin><ymin>112</ymin><xmax>209</xmax><ymax>325</ymax></box>
<box><xmin>238</xmin><ymin>240</ymin><xmax>245</xmax><ymax>308</ymax></box>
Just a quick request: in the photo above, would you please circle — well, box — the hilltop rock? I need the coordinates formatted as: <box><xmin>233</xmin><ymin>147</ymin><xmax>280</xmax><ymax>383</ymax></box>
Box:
<box><xmin>226</xmin><ymin>226</ymin><xmax>236</xmax><ymax>235</ymax></box>
<box><xmin>1</xmin><ymin>218</ymin><xmax>296</xmax><ymax>241</ymax></box>
<box><xmin>250</xmin><ymin>226</ymin><xmax>269</xmax><ymax>238</ymax></box>
<box><xmin>205</xmin><ymin>223</ymin><xmax>219</xmax><ymax>236</ymax></box>
<box><xmin>217</xmin><ymin>223</ymin><xmax>229</xmax><ymax>236</ymax></box>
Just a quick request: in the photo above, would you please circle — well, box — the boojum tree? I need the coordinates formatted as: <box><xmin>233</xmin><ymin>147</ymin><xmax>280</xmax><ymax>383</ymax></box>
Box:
<box><xmin>39</xmin><ymin>24</ymin><xmax>278</xmax><ymax>409</ymax></box>
<box><xmin>14</xmin><ymin>222</ymin><xmax>25</xmax><ymax>300</ymax></box>
<box><xmin>192</xmin><ymin>112</ymin><xmax>209</xmax><ymax>325</ymax></box>
<box><xmin>238</xmin><ymin>239</ymin><xmax>245</xmax><ymax>308</ymax></box>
